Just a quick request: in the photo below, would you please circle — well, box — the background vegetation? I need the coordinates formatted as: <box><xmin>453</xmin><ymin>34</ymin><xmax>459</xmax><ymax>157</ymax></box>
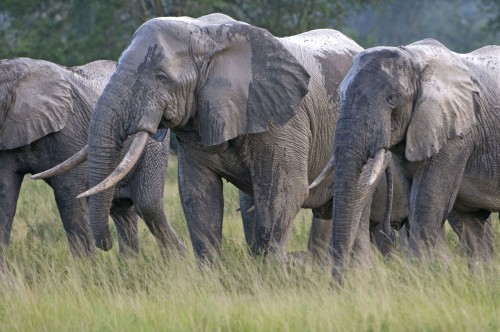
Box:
<box><xmin>0</xmin><ymin>0</ymin><xmax>499</xmax><ymax>66</ymax></box>
<box><xmin>0</xmin><ymin>1</ymin><xmax>499</xmax><ymax>330</ymax></box>
<box><xmin>1</xmin><ymin>157</ymin><xmax>499</xmax><ymax>331</ymax></box>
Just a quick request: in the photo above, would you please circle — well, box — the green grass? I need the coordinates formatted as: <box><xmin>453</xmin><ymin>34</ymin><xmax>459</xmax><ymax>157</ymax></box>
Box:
<box><xmin>1</xmin><ymin>155</ymin><xmax>499</xmax><ymax>331</ymax></box>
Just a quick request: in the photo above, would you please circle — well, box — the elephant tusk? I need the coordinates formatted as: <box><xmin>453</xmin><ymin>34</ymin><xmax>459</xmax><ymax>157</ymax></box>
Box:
<box><xmin>247</xmin><ymin>205</ymin><xmax>255</xmax><ymax>213</ymax></box>
<box><xmin>309</xmin><ymin>155</ymin><xmax>334</xmax><ymax>190</ymax></box>
<box><xmin>31</xmin><ymin>145</ymin><xmax>88</xmax><ymax>179</ymax></box>
<box><xmin>76</xmin><ymin>131</ymin><xmax>149</xmax><ymax>199</ymax></box>
<box><xmin>367</xmin><ymin>149</ymin><xmax>386</xmax><ymax>186</ymax></box>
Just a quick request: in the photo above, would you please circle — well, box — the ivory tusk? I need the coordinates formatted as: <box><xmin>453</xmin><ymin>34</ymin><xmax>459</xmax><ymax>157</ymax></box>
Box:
<box><xmin>77</xmin><ymin>131</ymin><xmax>149</xmax><ymax>199</ymax></box>
<box><xmin>31</xmin><ymin>145</ymin><xmax>88</xmax><ymax>179</ymax></box>
<box><xmin>309</xmin><ymin>156</ymin><xmax>334</xmax><ymax>190</ymax></box>
<box><xmin>367</xmin><ymin>149</ymin><xmax>386</xmax><ymax>186</ymax></box>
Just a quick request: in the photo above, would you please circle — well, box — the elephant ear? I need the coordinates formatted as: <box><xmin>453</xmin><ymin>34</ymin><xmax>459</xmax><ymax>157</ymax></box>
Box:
<box><xmin>0</xmin><ymin>64</ymin><xmax>72</xmax><ymax>150</ymax></box>
<box><xmin>196</xmin><ymin>22</ymin><xmax>310</xmax><ymax>146</ymax></box>
<box><xmin>405</xmin><ymin>52</ymin><xmax>477</xmax><ymax>162</ymax></box>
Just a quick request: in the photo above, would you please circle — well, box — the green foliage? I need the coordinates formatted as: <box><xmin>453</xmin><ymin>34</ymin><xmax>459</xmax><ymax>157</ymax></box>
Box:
<box><xmin>350</xmin><ymin>0</ymin><xmax>500</xmax><ymax>51</ymax></box>
<box><xmin>1</xmin><ymin>0</ymin><xmax>498</xmax><ymax>65</ymax></box>
<box><xmin>483</xmin><ymin>0</ymin><xmax>500</xmax><ymax>31</ymax></box>
<box><xmin>209</xmin><ymin>0</ymin><xmax>385</xmax><ymax>36</ymax></box>
<box><xmin>1</xmin><ymin>156</ymin><xmax>499</xmax><ymax>330</ymax></box>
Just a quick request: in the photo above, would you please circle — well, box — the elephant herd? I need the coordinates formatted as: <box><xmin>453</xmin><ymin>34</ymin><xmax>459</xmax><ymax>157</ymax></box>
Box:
<box><xmin>0</xmin><ymin>13</ymin><xmax>498</xmax><ymax>281</ymax></box>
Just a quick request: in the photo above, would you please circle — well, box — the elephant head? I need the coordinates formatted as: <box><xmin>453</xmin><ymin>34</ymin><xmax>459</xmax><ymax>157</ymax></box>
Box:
<box><xmin>71</xmin><ymin>14</ymin><xmax>309</xmax><ymax>249</ymax></box>
<box><xmin>328</xmin><ymin>39</ymin><xmax>478</xmax><ymax>277</ymax></box>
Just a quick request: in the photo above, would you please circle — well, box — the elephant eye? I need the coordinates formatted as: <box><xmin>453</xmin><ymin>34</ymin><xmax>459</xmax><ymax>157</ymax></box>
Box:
<box><xmin>386</xmin><ymin>93</ymin><xmax>399</xmax><ymax>106</ymax></box>
<box><xmin>156</xmin><ymin>71</ymin><xmax>170</xmax><ymax>82</ymax></box>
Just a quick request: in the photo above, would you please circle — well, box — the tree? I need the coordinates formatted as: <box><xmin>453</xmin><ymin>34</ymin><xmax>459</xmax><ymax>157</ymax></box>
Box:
<box><xmin>350</xmin><ymin>0</ymin><xmax>500</xmax><ymax>52</ymax></box>
<box><xmin>0</xmin><ymin>0</ymin><xmax>383</xmax><ymax>65</ymax></box>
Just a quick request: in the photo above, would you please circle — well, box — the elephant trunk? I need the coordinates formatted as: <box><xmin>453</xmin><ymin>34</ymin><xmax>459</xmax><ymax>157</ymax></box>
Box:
<box><xmin>331</xmin><ymin>144</ymin><xmax>366</xmax><ymax>281</ymax></box>
<box><xmin>86</xmin><ymin>85</ymin><xmax>130</xmax><ymax>250</ymax></box>
<box><xmin>331</xmin><ymin>115</ymin><xmax>388</xmax><ymax>281</ymax></box>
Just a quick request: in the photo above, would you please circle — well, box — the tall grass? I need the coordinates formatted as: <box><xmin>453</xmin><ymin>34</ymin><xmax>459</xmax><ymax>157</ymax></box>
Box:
<box><xmin>1</xmin><ymin>155</ymin><xmax>498</xmax><ymax>331</ymax></box>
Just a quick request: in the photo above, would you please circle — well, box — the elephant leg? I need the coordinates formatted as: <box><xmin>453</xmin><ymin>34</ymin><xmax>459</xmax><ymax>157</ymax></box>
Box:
<box><xmin>249</xmin><ymin>140</ymin><xmax>309</xmax><ymax>257</ymax></box>
<box><xmin>307</xmin><ymin>217</ymin><xmax>333</xmax><ymax>263</ymax></box>
<box><xmin>309</xmin><ymin>201</ymin><xmax>333</xmax><ymax>263</ymax></box>
<box><xmin>351</xmin><ymin>203</ymin><xmax>372</xmax><ymax>267</ymax></box>
<box><xmin>0</xmin><ymin>171</ymin><xmax>24</xmax><ymax>261</ymax></box>
<box><xmin>399</xmin><ymin>219</ymin><xmax>410</xmax><ymax>252</ymax></box>
<box><xmin>50</xmin><ymin>176</ymin><xmax>95</xmax><ymax>256</ymax></box>
<box><xmin>178</xmin><ymin>151</ymin><xmax>223</xmax><ymax>263</ymax></box>
<box><xmin>447</xmin><ymin>210</ymin><xmax>494</xmax><ymax>262</ymax></box>
<box><xmin>251</xmin><ymin>174</ymin><xmax>307</xmax><ymax>258</ymax></box>
<box><xmin>408</xmin><ymin>150</ymin><xmax>468</xmax><ymax>261</ymax></box>
<box><xmin>134</xmin><ymin>200</ymin><xmax>186</xmax><ymax>258</ymax></box>
<box><xmin>239</xmin><ymin>190</ymin><xmax>256</xmax><ymax>248</ymax></box>
<box><xmin>110</xmin><ymin>200</ymin><xmax>139</xmax><ymax>256</ymax></box>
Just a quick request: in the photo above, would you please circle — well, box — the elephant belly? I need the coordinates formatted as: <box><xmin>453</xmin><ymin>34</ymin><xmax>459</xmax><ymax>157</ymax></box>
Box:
<box><xmin>456</xmin><ymin>177</ymin><xmax>500</xmax><ymax>212</ymax></box>
<box><xmin>302</xmin><ymin>182</ymin><xmax>332</xmax><ymax>209</ymax></box>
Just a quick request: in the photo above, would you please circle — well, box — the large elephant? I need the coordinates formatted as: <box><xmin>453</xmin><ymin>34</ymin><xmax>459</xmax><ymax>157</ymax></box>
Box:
<box><xmin>1</xmin><ymin>58</ymin><xmax>184</xmax><ymax>261</ymax></box>
<box><xmin>323</xmin><ymin>39</ymin><xmax>499</xmax><ymax>278</ymax></box>
<box><xmin>57</xmin><ymin>13</ymin><xmax>363</xmax><ymax>261</ymax></box>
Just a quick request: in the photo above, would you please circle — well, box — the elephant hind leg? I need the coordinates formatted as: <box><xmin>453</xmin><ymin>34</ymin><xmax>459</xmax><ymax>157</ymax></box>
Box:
<box><xmin>133</xmin><ymin>197</ymin><xmax>186</xmax><ymax>258</ymax></box>
<box><xmin>0</xmin><ymin>171</ymin><xmax>24</xmax><ymax>260</ymax></box>
<box><xmin>239</xmin><ymin>190</ymin><xmax>256</xmax><ymax>250</ymax></box>
<box><xmin>110</xmin><ymin>199</ymin><xmax>139</xmax><ymax>256</ymax></box>
<box><xmin>448</xmin><ymin>210</ymin><xmax>494</xmax><ymax>262</ymax></box>
<box><xmin>309</xmin><ymin>201</ymin><xmax>333</xmax><ymax>264</ymax></box>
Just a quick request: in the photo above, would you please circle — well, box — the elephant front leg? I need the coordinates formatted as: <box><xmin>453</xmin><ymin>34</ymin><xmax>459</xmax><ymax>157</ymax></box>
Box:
<box><xmin>0</xmin><ymin>172</ymin><xmax>23</xmax><ymax>261</ymax></box>
<box><xmin>239</xmin><ymin>190</ymin><xmax>256</xmax><ymax>248</ymax></box>
<box><xmin>178</xmin><ymin>154</ymin><xmax>223</xmax><ymax>263</ymax></box>
<box><xmin>250</xmin><ymin>167</ymin><xmax>308</xmax><ymax>258</ymax></box>
<box><xmin>409</xmin><ymin>151</ymin><xmax>469</xmax><ymax>261</ymax></box>
<box><xmin>447</xmin><ymin>210</ymin><xmax>494</xmax><ymax>262</ymax></box>
<box><xmin>51</xmin><ymin>175</ymin><xmax>95</xmax><ymax>256</ymax></box>
<box><xmin>351</xmin><ymin>203</ymin><xmax>373</xmax><ymax>267</ymax></box>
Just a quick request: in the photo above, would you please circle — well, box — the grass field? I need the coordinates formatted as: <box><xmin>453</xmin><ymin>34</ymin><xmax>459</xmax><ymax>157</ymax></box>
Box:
<box><xmin>1</xmin><ymin>154</ymin><xmax>499</xmax><ymax>331</ymax></box>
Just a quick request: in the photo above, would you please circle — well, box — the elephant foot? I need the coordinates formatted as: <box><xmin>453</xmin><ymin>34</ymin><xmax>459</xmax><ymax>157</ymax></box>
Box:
<box><xmin>286</xmin><ymin>250</ymin><xmax>309</xmax><ymax>263</ymax></box>
<box><xmin>158</xmin><ymin>240</ymin><xmax>187</xmax><ymax>259</ymax></box>
<box><xmin>95</xmin><ymin>236</ymin><xmax>113</xmax><ymax>251</ymax></box>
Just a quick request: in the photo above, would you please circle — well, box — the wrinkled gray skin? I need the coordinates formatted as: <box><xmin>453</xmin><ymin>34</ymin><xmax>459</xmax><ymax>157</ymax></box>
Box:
<box><xmin>330</xmin><ymin>39</ymin><xmax>499</xmax><ymax>279</ymax></box>
<box><xmin>82</xmin><ymin>13</ymin><xmax>365</xmax><ymax>261</ymax></box>
<box><xmin>239</xmin><ymin>152</ymin><xmax>410</xmax><ymax>261</ymax></box>
<box><xmin>0</xmin><ymin>58</ymin><xmax>184</xmax><ymax>261</ymax></box>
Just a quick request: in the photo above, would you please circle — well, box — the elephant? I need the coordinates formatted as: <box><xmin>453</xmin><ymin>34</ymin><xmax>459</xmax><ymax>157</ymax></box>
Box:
<box><xmin>240</xmin><ymin>151</ymin><xmax>411</xmax><ymax>262</ymax></box>
<box><xmin>47</xmin><ymin>13</ymin><xmax>365</xmax><ymax>261</ymax></box>
<box><xmin>319</xmin><ymin>39</ymin><xmax>499</xmax><ymax>279</ymax></box>
<box><xmin>1</xmin><ymin>57</ymin><xmax>184</xmax><ymax>262</ymax></box>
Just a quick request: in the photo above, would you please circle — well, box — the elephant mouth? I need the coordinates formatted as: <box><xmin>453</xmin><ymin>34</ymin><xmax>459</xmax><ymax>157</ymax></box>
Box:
<box><xmin>162</xmin><ymin>102</ymin><xmax>193</xmax><ymax>129</ymax></box>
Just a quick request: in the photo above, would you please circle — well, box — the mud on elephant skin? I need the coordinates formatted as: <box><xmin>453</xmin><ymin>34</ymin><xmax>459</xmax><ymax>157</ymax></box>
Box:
<box><xmin>240</xmin><ymin>154</ymin><xmax>411</xmax><ymax>263</ymax></box>
<box><xmin>52</xmin><ymin>13</ymin><xmax>363</xmax><ymax>262</ymax></box>
<box><xmin>325</xmin><ymin>39</ymin><xmax>499</xmax><ymax>278</ymax></box>
<box><xmin>0</xmin><ymin>58</ymin><xmax>184</xmax><ymax>260</ymax></box>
